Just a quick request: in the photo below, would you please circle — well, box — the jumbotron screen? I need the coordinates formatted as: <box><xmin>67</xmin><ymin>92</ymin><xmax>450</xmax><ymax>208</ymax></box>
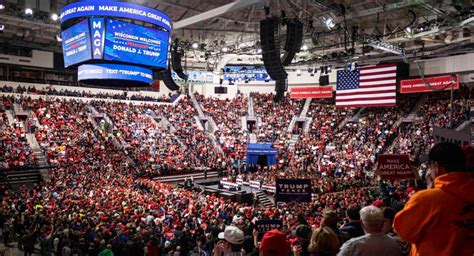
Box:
<box><xmin>61</xmin><ymin>19</ymin><xmax>92</xmax><ymax>67</ymax></box>
<box><xmin>104</xmin><ymin>19</ymin><xmax>169</xmax><ymax>68</ymax></box>
<box><xmin>61</xmin><ymin>18</ymin><xmax>169</xmax><ymax>69</ymax></box>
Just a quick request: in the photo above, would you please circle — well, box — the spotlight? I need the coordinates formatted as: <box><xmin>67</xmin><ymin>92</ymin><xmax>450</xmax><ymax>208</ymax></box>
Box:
<box><xmin>0</xmin><ymin>24</ymin><xmax>4</xmax><ymax>31</ymax></box>
<box><xmin>0</xmin><ymin>4</ymin><xmax>5</xmax><ymax>10</ymax></box>
<box><xmin>222</xmin><ymin>47</ymin><xmax>228</xmax><ymax>52</ymax></box>
<box><xmin>257</xmin><ymin>48</ymin><xmax>262</xmax><ymax>54</ymax></box>
<box><xmin>301</xmin><ymin>44</ymin><xmax>308</xmax><ymax>51</ymax></box>
<box><xmin>56</xmin><ymin>34</ymin><xmax>62</xmax><ymax>42</ymax></box>
<box><xmin>25</xmin><ymin>8</ymin><xmax>33</xmax><ymax>15</ymax></box>
<box><xmin>191</xmin><ymin>42</ymin><xmax>199</xmax><ymax>49</ymax></box>
<box><xmin>51</xmin><ymin>13</ymin><xmax>58</xmax><ymax>21</ymax></box>
<box><xmin>321</xmin><ymin>16</ymin><xmax>335</xmax><ymax>30</ymax></box>
<box><xmin>405</xmin><ymin>26</ymin><xmax>412</xmax><ymax>33</ymax></box>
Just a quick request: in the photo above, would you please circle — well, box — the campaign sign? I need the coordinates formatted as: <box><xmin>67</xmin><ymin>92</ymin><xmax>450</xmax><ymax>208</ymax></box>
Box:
<box><xmin>255</xmin><ymin>220</ymin><xmax>283</xmax><ymax>240</ymax></box>
<box><xmin>78</xmin><ymin>64</ymin><xmax>153</xmax><ymax>84</ymax></box>
<box><xmin>290</xmin><ymin>86</ymin><xmax>333</xmax><ymax>99</ymax></box>
<box><xmin>61</xmin><ymin>19</ymin><xmax>92</xmax><ymax>67</ymax></box>
<box><xmin>376</xmin><ymin>154</ymin><xmax>414</xmax><ymax>180</ymax></box>
<box><xmin>90</xmin><ymin>18</ymin><xmax>105</xmax><ymax>59</ymax></box>
<box><xmin>104</xmin><ymin>19</ymin><xmax>169</xmax><ymax>69</ymax></box>
<box><xmin>400</xmin><ymin>75</ymin><xmax>459</xmax><ymax>94</ymax></box>
<box><xmin>60</xmin><ymin>1</ymin><xmax>172</xmax><ymax>32</ymax></box>
<box><xmin>275</xmin><ymin>179</ymin><xmax>312</xmax><ymax>202</ymax></box>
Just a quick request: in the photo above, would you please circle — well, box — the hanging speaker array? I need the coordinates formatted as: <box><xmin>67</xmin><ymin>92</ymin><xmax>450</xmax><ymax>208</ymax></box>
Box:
<box><xmin>260</xmin><ymin>16</ymin><xmax>302</xmax><ymax>102</ymax></box>
<box><xmin>260</xmin><ymin>17</ymin><xmax>288</xmax><ymax>81</ymax></box>
<box><xmin>155</xmin><ymin>68</ymin><xmax>180</xmax><ymax>91</ymax></box>
<box><xmin>281</xmin><ymin>19</ymin><xmax>304</xmax><ymax>66</ymax></box>
<box><xmin>156</xmin><ymin>43</ymin><xmax>188</xmax><ymax>91</ymax></box>
<box><xmin>172</xmin><ymin>47</ymin><xmax>188</xmax><ymax>81</ymax></box>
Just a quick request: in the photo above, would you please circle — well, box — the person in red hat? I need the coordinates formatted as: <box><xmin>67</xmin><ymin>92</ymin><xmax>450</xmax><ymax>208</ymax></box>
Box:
<box><xmin>259</xmin><ymin>229</ymin><xmax>291</xmax><ymax>256</ymax></box>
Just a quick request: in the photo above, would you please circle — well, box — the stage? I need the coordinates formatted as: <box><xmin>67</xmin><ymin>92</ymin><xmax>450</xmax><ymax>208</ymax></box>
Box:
<box><xmin>187</xmin><ymin>180</ymin><xmax>255</xmax><ymax>204</ymax></box>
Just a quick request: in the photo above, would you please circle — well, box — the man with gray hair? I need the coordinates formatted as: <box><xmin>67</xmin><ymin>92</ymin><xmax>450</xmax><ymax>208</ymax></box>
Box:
<box><xmin>337</xmin><ymin>206</ymin><xmax>401</xmax><ymax>256</ymax></box>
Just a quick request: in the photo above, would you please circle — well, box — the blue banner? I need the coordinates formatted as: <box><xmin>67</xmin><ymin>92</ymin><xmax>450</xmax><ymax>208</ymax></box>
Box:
<box><xmin>104</xmin><ymin>19</ymin><xmax>169</xmax><ymax>69</ymax></box>
<box><xmin>255</xmin><ymin>220</ymin><xmax>283</xmax><ymax>240</ymax></box>
<box><xmin>60</xmin><ymin>1</ymin><xmax>172</xmax><ymax>31</ymax></box>
<box><xmin>61</xmin><ymin>19</ymin><xmax>92</xmax><ymax>67</ymax></box>
<box><xmin>275</xmin><ymin>179</ymin><xmax>312</xmax><ymax>202</ymax></box>
<box><xmin>78</xmin><ymin>64</ymin><xmax>153</xmax><ymax>84</ymax></box>
<box><xmin>90</xmin><ymin>18</ymin><xmax>105</xmax><ymax>59</ymax></box>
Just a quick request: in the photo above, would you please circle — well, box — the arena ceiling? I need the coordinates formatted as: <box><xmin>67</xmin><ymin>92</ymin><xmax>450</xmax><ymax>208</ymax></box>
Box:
<box><xmin>0</xmin><ymin>0</ymin><xmax>473</xmax><ymax>68</ymax></box>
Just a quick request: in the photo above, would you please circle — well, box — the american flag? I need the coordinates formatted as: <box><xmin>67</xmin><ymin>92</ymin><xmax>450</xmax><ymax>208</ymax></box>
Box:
<box><xmin>336</xmin><ymin>64</ymin><xmax>397</xmax><ymax>107</ymax></box>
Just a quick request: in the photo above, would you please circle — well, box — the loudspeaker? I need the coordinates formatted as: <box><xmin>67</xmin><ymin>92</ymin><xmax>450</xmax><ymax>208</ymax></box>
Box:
<box><xmin>281</xmin><ymin>19</ymin><xmax>303</xmax><ymax>66</ymax></box>
<box><xmin>171</xmin><ymin>48</ymin><xmax>188</xmax><ymax>81</ymax></box>
<box><xmin>156</xmin><ymin>68</ymin><xmax>180</xmax><ymax>91</ymax></box>
<box><xmin>274</xmin><ymin>79</ymin><xmax>287</xmax><ymax>102</ymax></box>
<box><xmin>319</xmin><ymin>75</ymin><xmax>329</xmax><ymax>86</ymax></box>
<box><xmin>260</xmin><ymin>17</ymin><xmax>287</xmax><ymax>80</ymax></box>
<box><xmin>214</xmin><ymin>87</ymin><xmax>227</xmax><ymax>94</ymax></box>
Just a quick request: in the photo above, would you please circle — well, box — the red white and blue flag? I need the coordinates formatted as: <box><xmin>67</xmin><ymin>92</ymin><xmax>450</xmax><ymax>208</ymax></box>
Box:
<box><xmin>336</xmin><ymin>64</ymin><xmax>397</xmax><ymax>107</ymax></box>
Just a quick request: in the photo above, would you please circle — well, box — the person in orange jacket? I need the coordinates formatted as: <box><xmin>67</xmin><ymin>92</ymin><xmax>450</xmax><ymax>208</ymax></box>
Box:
<box><xmin>393</xmin><ymin>142</ymin><xmax>474</xmax><ymax>256</ymax></box>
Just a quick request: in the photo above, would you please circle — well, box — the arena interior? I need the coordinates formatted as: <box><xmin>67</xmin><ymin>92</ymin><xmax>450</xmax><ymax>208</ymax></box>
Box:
<box><xmin>0</xmin><ymin>0</ymin><xmax>473</xmax><ymax>255</ymax></box>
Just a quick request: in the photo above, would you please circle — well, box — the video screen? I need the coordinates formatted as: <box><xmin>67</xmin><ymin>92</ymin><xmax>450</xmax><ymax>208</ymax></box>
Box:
<box><xmin>61</xmin><ymin>19</ymin><xmax>92</xmax><ymax>67</ymax></box>
<box><xmin>223</xmin><ymin>66</ymin><xmax>271</xmax><ymax>82</ymax></box>
<box><xmin>104</xmin><ymin>19</ymin><xmax>169</xmax><ymax>69</ymax></box>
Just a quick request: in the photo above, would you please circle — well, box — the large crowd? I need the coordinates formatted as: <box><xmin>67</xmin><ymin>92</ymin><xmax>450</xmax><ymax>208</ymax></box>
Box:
<box><xmin>0</xmin><ymin>86</ymin><xmax>473</xmax><ymax>256</ymax></box>
<box><xmin>0</xmin><ymin>97</ymin><xmax>36</xmax><ymax>168</ymax></box>
<box><xmin>2</xmin><ymin>85</ymin><xmax>175</xmax><ymax>103</ymax></box>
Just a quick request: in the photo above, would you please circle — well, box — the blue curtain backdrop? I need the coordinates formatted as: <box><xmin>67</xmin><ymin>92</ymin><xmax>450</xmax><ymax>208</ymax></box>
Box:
<box><xmin>246</xmin><ymin>143</ymin><xmax>278</xmax><ymax>165</ymax></box>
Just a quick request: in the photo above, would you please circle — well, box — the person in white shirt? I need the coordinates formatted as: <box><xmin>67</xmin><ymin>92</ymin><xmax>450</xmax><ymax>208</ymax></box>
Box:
<box><xmin>337</xmin><ymin>205</ymin><xmax>401</xmax><ymax>256</ymax></box>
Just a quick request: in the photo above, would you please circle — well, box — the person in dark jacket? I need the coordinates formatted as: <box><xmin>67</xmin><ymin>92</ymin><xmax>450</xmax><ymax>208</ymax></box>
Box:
<box><xmin>339</xmin><ymin>205</ymin><xmax>364</xmax><ymax>239</ymax></box>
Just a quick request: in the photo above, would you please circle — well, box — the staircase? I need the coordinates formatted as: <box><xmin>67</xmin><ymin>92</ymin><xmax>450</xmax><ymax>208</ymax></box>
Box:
<box><xmin>2</xmin><ymin>169</ymin><xmax>42</xmax><ymax>186</ymax></box>
<box><xmin>288</xmin><ymin>134</ymin><xmax>300</xmax><ymax>150</ymax></box>
<box><xmin>190</xmin><ymin>93</ymin><xmax>205</xmax><ymax>118</ymax></box>
<box><xmin>350</xmin><ymin>107</ymin><xmax>365</xmax><ymax>122</ymax></box>
<box><xmin>26</xmin><ymin>133</ymin><xmax>50</xmax><ymax>181</ymax></box>
<box><xmin>209</xmin><ymin>133</ymin><xmax>225</xmax><ymax>156</ymax></box>
<box><xmin>194</xmin><ymin>116</ymin><xmax>205</xmax><ymax>131</ymax></box>
<box><xmin>0</xmin><ymin>133</ymin><xmax>49</xmax><ymax>186</ymax></box>
<box><xmin>13</xmin><ymin>103</ymin><xmax>23</xmax><ymax>113</ymax></box>
<box><xmin>255</xmin><ymin>190</ymin><xmax>274</xmax><ymax>207</ymax></box>
<box><xmin>155</xmin><ymin>114</ymin><xmax>187</xmax><ymax>149</ymax></box>
<box><xmin>249</xmin><ymin>133</ymin><xmax>257</xmax><ymax>143</ymax></box>
<box><xmin>404</xmin><ymin>94</ymin><xmax>427</xmax><ymax>122</ymax></box>
<box><xmin>5</xmin><ymin>110</ymin><xmax>15</xmax><ymax>127</ymax></box>
<box><xmin>287</xmin><ymin>116</ymin><xmax>298</xmax><ymax>132</ymax></box>
<box><xmin>303</xmin><ymin>117</ymin><xmax>313</xmax><ymax>134</ymax></box>
<box><xmin>300</xmin><ymin>98</ymin><xmax>312</xmax><ymax>118</ymax></box>
<box><xmin>88</xmin><ymin>105</ymin><xmax>100</xmax><ymax>115</ymax></box>
<box><xmin>241</xmin><ymin>116</ymin><xmax>247</xmax><ymax>132</ymax></box>
<box><xmin>248</xmin><ymin>96</ymin><xmax>255</xmax><ymax>117</ymax></box>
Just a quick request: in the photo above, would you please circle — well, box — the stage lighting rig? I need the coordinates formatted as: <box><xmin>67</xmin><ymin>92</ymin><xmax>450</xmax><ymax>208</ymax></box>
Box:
<box><xmin>362</xmin><ymin>36</ymin><xmax>405</xmax><ymax>55</ymax></box>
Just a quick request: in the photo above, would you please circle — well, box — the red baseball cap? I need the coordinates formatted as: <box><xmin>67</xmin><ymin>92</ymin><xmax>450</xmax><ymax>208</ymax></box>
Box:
<box><xmin>260</xmin><ymin>229</ymin><xmax>291</xmax><ymax>256</ymax></box>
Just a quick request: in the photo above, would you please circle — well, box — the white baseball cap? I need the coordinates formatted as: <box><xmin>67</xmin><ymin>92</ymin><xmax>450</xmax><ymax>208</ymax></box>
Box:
<box><xmin>218</xmin><ymin>226</ymin><xmax>245</xmax><ymax>245</ymax></box>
